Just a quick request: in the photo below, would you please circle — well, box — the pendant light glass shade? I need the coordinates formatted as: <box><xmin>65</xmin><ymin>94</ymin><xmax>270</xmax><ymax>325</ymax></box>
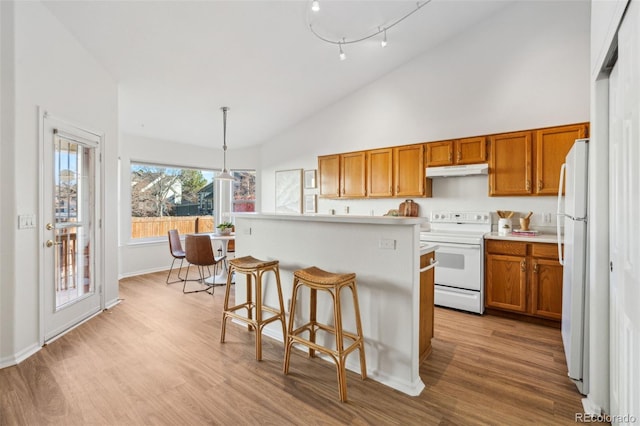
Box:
<box><xmin>216</xmin><ymin>106</ymin><xmax>235</xmax><ymax>181</ymax></box>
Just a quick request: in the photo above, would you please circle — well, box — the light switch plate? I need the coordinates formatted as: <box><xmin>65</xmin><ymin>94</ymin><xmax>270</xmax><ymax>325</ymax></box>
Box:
<box><xmin>18</xmin><ymin>214</ymin><xmax>36</xmax><ymax>229</ymax></box>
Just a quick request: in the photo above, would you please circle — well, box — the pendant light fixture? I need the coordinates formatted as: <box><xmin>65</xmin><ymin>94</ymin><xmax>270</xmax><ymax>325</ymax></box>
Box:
<box><xmin>216</xmin><ymin>106</ymin><xmax>235</xmax><ymax>181</ymax></box>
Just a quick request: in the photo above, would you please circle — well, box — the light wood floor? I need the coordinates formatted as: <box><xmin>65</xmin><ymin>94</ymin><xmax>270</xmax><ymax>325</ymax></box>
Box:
<box><xmin>1</xmin><ymin>271</ymin><xmax>588</xmax><ymax>425</ymax></box>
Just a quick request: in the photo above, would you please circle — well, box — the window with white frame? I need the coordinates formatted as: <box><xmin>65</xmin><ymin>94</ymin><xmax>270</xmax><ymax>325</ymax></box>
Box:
<box><xmin>130</xmin><ymin>163</ymin><xmax>255</xmax><ymax>239</ymax></box>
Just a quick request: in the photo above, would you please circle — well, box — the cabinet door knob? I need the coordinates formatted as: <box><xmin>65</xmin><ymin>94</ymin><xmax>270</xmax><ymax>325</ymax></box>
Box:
<box><xmin>457</xmin><ymin>151</ymin><xmax>461</xmax><ymax>162</ymax></box>
<box><xmin>538</xmin><ymin>180</ymin><xmax>543</xmax><ymax>191</ymax></box>
<box><xmin>533</xmin><ymin>262</ymin><xmax>539</xmax><ymax>273</ymax></box>
<box><xmin>520</xmin><ymin>259</ymin><xmax>526</xmax><ymax>272</ymax></box>
<box><xmin>526</xmin><ymin>180</ymin><xmax>531</xmax><ymax>191</ymax></box>
<box><xmin>449</xmin><ymin>152</ymin><xmax>453</xmax><ymax>162</ymax></box>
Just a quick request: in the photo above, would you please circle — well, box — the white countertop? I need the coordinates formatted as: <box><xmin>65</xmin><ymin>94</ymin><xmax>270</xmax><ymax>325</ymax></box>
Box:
<box><xmin>485</xmin><ymin>231</ymin><xmax>559</xmax><ymax>244</ymax></box>
<box><xmin>234</xmin><ymin>212</ymin><xmax>428</xmax><ymax>226</ymax></box>
<box><xmin>420</xmin><ymin>243</ymin><xmax>438</xmax><ymax>255</ymax></box>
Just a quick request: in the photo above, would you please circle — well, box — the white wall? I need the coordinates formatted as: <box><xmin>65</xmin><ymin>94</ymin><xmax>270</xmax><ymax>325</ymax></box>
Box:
<box><xmin>0</xmin><ymin>0</ymin><xmax>17</xmax><ymax>366</ymax></box>
<box><xmin>0</xmin><ymin>1</ymin><xmax>118</xmax><ymax>366</ymax></box>
<box><xmin>258</xmin><ymin>1</ymin><xmax>590</xmax><ymax>228</ymax></box>
<box><xmin>591</xmin><ymin>0</ymin><xmax>628</xmax><ymax>79</ymax></box>
<box><xmin>118</xmin><ymin>132</ymin><xmax>261</xmax><ymax>277</ymax></box>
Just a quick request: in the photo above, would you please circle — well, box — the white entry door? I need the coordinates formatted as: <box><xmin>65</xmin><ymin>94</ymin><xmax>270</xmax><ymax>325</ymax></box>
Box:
<box><xmin>609</xmin><ymin>2</ymin><xmax>640</xmax><ymax>422</ymax></box>
<box><xmin>41</xmin><ymin>112</ymin><xmax>102</xmax><ymax>342</ymax></box>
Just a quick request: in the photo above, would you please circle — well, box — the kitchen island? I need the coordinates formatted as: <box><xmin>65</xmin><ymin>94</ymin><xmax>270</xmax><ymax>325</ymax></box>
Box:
<box><xmin>232</xmin><ymin>212</ymin><xmax>433</xmax><ymax>396</ymax></box>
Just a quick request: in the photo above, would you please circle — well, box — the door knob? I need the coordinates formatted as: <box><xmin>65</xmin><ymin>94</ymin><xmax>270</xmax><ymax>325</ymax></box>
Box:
<box><xmin>46</xmin><ymin>223</ymin><xmax>54</xmax><ymax>230</ymax></box>
<box><xmin>45</xmin><ymin>240</ymin><xmax>61</xmax><ymax>248</ymax></box>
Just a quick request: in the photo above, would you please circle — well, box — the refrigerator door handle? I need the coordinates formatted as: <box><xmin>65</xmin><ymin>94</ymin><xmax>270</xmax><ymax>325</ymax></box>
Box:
<box><xmin>557</xmin><ymin>162</ymin><xmax>566</xmax><ymax>265</ymax></box>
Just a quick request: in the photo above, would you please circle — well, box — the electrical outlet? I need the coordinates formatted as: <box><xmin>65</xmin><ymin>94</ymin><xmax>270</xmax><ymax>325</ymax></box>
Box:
<box><xmin>379</xmin><ymin>238</ymin><xmax>396</xmax><ymax>250</ymax></box>
<box><xmin>243</xmin><ymin>227</ymin><xmax>251</xmax><ymax>235</ymax></box>
<box><xmin>543</xmin><ymin>212</ymin><xmax>552</xmax><ymax>224</ymax></box>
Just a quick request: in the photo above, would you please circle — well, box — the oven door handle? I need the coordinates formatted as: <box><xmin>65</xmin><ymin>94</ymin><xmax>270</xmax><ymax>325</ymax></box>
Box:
<box><xmin>420</xmin><ymin>259</ymin><xmax>439</xmax><ymax>273</ymax></box>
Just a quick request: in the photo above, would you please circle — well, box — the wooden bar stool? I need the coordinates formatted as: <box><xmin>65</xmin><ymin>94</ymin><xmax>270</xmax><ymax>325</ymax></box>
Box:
<box><xmin>220</xmin><ymin>256</ymin><xmax>286</xmax><ymax>361</ymax></box>
<box><xmin>283</xmin><ymin>266</ymin><xmax>367</xmax><ymax>402</ymax></box>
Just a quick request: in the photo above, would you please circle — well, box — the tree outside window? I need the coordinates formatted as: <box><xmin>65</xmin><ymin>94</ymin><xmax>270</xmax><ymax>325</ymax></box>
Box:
<box><xmin>130</xmin><ymin>163</ymin><xmax>255</xmax><ymax>239</ymax></box>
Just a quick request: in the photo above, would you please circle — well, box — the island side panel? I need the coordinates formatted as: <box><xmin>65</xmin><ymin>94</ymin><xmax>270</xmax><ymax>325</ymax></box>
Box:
<box><xmin>233</xmin><ymin>215</ymin><xmax>424</xmax><ymax>396</ymax></box>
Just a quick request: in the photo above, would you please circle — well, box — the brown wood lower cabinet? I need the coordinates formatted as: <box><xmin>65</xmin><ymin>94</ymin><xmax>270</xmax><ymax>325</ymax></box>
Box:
<box><xmin>485</xmin><ymin>240</ymin><xmax>563</xmax><ymax>322</ymax></box>
<box><xmin>419</xmin><ymin>251</ymin><xmax>435</xmax><ymax>363</ymax></box>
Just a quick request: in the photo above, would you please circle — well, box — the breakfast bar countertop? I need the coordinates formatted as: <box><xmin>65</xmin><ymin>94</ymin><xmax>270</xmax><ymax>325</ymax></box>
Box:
<box><xmin>234</xmin><ymin>212</ymin><xmax>428</xmax><ymax>226</ymax></box>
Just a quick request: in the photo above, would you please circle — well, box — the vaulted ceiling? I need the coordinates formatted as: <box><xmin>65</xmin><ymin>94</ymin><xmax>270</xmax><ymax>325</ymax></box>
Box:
<box><xmin>44</xmin><ymin>1</ymin><xmax>515</xmax><ymax>149</ymax></box>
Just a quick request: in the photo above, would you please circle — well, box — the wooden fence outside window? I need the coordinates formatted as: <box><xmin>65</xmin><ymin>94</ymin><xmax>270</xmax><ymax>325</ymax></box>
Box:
<box><xmin>131</xmin><ymin>216</ymin><xmax>214</xmax><ymax>239</ymax></box>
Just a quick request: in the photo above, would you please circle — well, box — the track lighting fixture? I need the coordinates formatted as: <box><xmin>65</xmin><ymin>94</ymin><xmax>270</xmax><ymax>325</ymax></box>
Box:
<box><xmin>308</xmin><ymin>0</ymin><xmax>431</xmax><ymax>59</ymax></box>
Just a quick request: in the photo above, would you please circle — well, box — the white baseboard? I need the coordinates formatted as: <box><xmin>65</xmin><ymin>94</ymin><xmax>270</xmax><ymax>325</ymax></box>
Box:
<box><xmin>0</xmin><ymin>342</ymin><xmax>41</xmax><ymax>370</ymax></box>
<box><xmin>118</xmin><ymin>266</ymin><xmax>168</xmax><ymax>280</ymax></box>
<box><xmin>582</xmin><ymin>397</ymin><xmax>602</xmax><ymax>416</ymax></box>
<box><xmin>105</xmin><ymin>298</ymin><xmax>122</xmax><ymax>310</ymax></box>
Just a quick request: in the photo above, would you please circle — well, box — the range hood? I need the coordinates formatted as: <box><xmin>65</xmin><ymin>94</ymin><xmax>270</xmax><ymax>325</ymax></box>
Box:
<box><xmin>426</xmin><ymin>163</ymin><xmax>489</xmax><ymax>178</ymax></box>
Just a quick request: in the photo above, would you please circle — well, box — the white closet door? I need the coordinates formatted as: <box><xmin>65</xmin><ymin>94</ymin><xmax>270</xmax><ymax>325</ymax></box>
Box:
<box><xmin>609</xmin><ymin>1</ymin><xmax>640</xmax><ymax>422</ymax></box>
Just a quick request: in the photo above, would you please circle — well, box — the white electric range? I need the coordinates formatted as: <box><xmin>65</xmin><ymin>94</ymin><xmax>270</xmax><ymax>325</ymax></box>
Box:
<box><xmin>420</xmin><ymin>211</ymin><xmax>491</xmax><ymax>314</ymax></box>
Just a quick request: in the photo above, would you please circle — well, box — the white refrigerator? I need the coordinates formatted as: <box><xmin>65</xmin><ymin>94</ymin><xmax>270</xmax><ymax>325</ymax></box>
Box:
<box><xmin>557</xmin><ymin>138</ymin><xmax>589</xmax><ymax>395</ymax></box>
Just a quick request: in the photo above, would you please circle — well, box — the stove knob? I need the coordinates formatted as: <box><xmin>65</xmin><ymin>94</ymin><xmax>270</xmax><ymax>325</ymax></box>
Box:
<box><xmin>434</xmin><ymin>214</ymin><xmax>440</xmax><ymax>220</ymax></box>
<box><xmin>475</xmin><ymin>214</ymin><xmax>481</xmax><ymax>220</ymax></box>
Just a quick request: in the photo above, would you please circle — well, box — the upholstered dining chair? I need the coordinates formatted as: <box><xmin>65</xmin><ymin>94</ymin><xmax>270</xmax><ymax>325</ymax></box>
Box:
<box><xmin>184</xmin><ymin>234</ymin><xmax>226</xmax><ymax>295</ymax></box>
<box><xmin>166</xmin><ymin>229</ymin><xmax>186</xmax><ymax>284</ymax></box>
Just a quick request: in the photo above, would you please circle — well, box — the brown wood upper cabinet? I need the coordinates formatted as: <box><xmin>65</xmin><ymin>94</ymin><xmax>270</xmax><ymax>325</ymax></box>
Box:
<box><xmin>425</xmin><ymin>136</ymin><xmax>487</xmax><ymax>167</ymax></box>
<box><xmin>318</xmin><ymin>154</ymin><xmax>340</xmax><ymax>198</ymax></box>
<box><xmin>367</xmin><ymin>148</ymin><xmax>394</xmax><ymax>198</ymax></box>
<box><xmin>341</xmin><ymin>151</ymin><xmax>367</xmax><ymax>198</ymax></box>
<box><xmin>535</xmin><ymin>124</ymin><xmax>588</xmax><ymax>195</ymax></box>
<box><xmin>489</xmin><ymin>131</ymin><xmax>533</xmax><ymax>196</ymax></box>
<box><xmin>318</xmin><ymin>151</ymin><xmax>367</xmax><ymax>198</ymax></box>
<box><xmin>321</xmin><ymin>145</ymin><xmax>431</xmax><ymax>199</ymax></box>
<box><xmin>489</xmin><ymin>123</ymin><xmax>589</xmax><ymax>196</ymax></box>
<box><xmin>367</xmin><ymin>145</ymin><xmax>431</xmax><ymax>198</ymax></box>
<box><xmin>394</xmin><ymin>144</ymin><xmax>430</xmax><ymax>197</ymax></box>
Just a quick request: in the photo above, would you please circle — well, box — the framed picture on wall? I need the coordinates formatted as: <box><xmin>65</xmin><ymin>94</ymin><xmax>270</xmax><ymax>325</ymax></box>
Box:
<box><xmin>304</xmin><ymin>194</ymin><xmax>317</xmax><ymax>213</ymax></box>
<box><xmin>275</xmin><ymin>169</ymin><xmax>303</xmax><ymax>214</ymax></box>
<box><xmin>304</xmin><ymin>169</ymin><xmax>317</xmax><ymax>189</ymax></box>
